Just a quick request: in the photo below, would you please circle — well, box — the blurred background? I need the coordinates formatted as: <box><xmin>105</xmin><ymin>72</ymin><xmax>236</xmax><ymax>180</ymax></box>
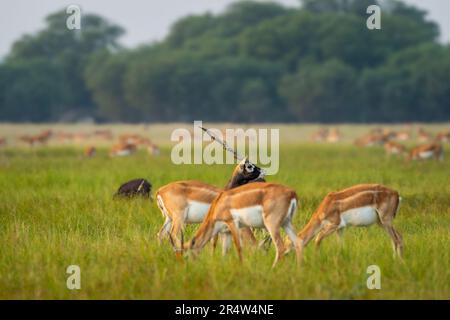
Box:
<box><xmin>0</xmin><ymin>0</ymin><xmax>449</xmax><ymax>124</ymax></box>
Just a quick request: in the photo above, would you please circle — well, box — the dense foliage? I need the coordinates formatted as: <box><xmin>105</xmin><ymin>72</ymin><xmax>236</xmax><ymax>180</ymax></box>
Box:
<box><xmin>1</xmin><ymin>0</ymin><xmax>449</xmax><ymax>123</ymax></box>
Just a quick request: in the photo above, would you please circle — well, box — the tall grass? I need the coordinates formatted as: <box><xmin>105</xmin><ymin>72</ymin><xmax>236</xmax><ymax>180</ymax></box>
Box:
<box><xmin>0</xmin><ymin>140</ymin><xmax>449</xmax><ymax>299</ymax></box>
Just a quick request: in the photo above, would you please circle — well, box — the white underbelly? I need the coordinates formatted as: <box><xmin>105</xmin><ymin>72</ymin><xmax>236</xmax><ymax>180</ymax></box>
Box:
<box><xmin>231</xmin><ymin>205</ymin><xmax>265</xmax><ymax>228</ymax></box>
<box><xmin>213</xmin><ymin>221</ymin><xmax>229</xmax><ymax>235</ymax></box>
<box><xmin>340</xmin><ymin>206</ymin><xmax>378</xmax><ymax>227</ymax></box>
<box><xmin>419</xmin><ymin>151</ymin><xmax>434</xmax><ymax>159</ymax></box>
<box><xmin>185</xmin><ymin>201</ymin><xmax>210</xmax><ymax>224</ymax></box>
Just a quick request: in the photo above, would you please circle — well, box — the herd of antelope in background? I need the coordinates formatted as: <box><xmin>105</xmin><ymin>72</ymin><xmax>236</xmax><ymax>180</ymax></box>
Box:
<box><xmin>0</xmin><ymin>128</ymin><xmax>160</xmax><ymax>158</ymax></box>
<box><xmin>313</xmin><ymin>126</ymin><xmax>448</xmax><ymax>161</ymax></box>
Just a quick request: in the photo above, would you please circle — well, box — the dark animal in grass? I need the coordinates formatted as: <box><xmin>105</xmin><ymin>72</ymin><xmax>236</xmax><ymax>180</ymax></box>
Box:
<box><xmin>114</xmin><ymin>178</ymin><xmax>152</xmax><ymax>199</ymax></box>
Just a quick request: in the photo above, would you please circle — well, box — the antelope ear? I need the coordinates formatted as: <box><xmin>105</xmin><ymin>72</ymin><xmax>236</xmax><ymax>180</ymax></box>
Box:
<box><xmin>239</xmin><ymin>157</ymin><xmax>247</xmax><ymax>166</ymax></box>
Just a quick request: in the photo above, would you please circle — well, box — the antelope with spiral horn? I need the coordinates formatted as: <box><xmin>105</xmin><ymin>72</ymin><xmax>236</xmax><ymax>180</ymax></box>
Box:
<box><xmin>156</xmin><ymin>126</ymin><xmax>265</xmax><ymax>254</ymax></box>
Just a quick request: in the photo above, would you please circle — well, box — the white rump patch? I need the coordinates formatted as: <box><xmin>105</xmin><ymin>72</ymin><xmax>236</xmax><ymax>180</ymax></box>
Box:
<box><xmin>339</xmin><ymin>206</ymin><xmax>378</xmax><ymax>228</ymax></box>
<box><xmin>185</xmin><ymin>200</ymin><xmax>211</xmax><ymax>224</ymax></box>
<box><xmin>231</xmin><ymin>205</ymin><xmax>264</xmax><ymax>228</ymax></box>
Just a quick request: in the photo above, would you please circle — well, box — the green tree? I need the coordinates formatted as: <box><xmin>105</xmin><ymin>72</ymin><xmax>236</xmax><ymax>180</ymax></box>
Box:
<box><xmin>4</xmin><ymin>10</ymin><xmax>124</xmax><ymax>121</ymax></box>
<box><xmin>280</xmin><ymin>60</ymin><xmax>357</xmax><ymax>122</ymax></box>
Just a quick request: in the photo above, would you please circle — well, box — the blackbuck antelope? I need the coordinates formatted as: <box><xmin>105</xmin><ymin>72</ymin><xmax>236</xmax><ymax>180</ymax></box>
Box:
<box><xmin>114</xmin><ymin>178</ymin><xmax>152</xmax><ymax>199</ymax></box>
<box><xmin>84</xmin><ymin>146</ymin><xmax>96</xmax><ymax>158</ymax></box>
<box><xmin>384</xmin><ymin>141</ymin><xmax>406</xmax><ymax>156</ymax></box>
<box><xmin>172</xmin><ymin>182</ymin><xmax>301</xmax><ymax>267</ymax></box>
<box><xmin>19</xmin><ymin>130</ymin><xmax>53</xmax><ymax>147</ymax></box>
<box><xmin>354</xmin><ymin>132</ymin><xmax>388</xmax><ymax>147</ymax></box>
<box><xmin>311</xmin><ymin>128</ymin><xmax>328</xmax><ymax>142</ymax></box>
<box><xmin>109</xmin><ymin>142</ymin><xmax>137</xmax><ymax>157</ymax></box>
<box><xmin>156</xmin><ymin>126</ymin><xmax>266</xmax><ymax>253</ymax></box>
<box><xmin>408</xmin><ymin>143</ymin><xmax>443</xmax><ymax>161</ymax></box>
<box><xmin>394</xmin><ymin>130</ymin><xmax>411</xmax><ymax>141</ymax></box>
<box><xmin>156</xmin><ymin>157</ymin><xmax>265</xmax><ymax>252</ymax></box>
<box><xmin>326</xmin><ymin>128</ymin><xmax>341</xmax><ymax>143</ymax></box>
<box><xmin>294</xmin><ymin>184</ymin><xmax>403</xmax><ymax>258</ymax></box>
<box><xmin>436</xmin><ymin>130</ymin><xmax>450</xmax><ymax>143</ymax></box>
<box><xmin>418</xmin><ymin>128</ymin><xmax>432</xmax><ymax>142</ymax></box>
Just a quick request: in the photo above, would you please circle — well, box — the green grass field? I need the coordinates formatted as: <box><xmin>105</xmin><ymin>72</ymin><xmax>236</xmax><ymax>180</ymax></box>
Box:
<box><xmin>0</xmin><ymin>124</ymin><xmax>449</xmax><ymax>299</ymax></box>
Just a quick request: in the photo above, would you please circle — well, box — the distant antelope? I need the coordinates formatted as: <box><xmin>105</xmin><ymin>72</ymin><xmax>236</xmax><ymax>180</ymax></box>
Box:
<box><xmin>408</xmin><ymin>143</ymin><xmax>443</xmax><ymax>161</ymax></box>
<box><xmin>436</xmin><ymin>130</ymin><xmax>450</xmax><ymax>143</ymax></box>
<box><xmin>384</xmin><ymin>141</ymin><xmax>406</xmax><ymax>156</ymax></box>
<box><xmin>19</xmin><ymin>130</ymin><xmax>53</xmax><ymax>147</ymax></box>
<box><xmin>109</xmin><ymin>142</ymin><xmax>137</xmax><ymax>157</ymax></box>
<box><xmin>311</xmin><ymin>128</ymin><xmax>328</xmax><ymax>142</ymax></box>
<box><xmin>327</xmin><ymin>128</ymin><xmax>341</xmax><ymax>143</ymax></box>
<box><xmin>0</xmin><ymin>137</ymin><xmax>6</xmax><ymax>147</ymax></box>
<box><xmin>84</xmin><ymin>146</ymin><xmax>96</xmax><ymax>158</ymax></box>
<box><xmin>418</xmin><ymin>128</ymin><xmax>432</xmax><ymax>142</ymax></box>
<box><xmin>156</xmin><ymin>157</ymin><xmax>265</xmax><ymax>252</ymax></box>
<box><xmin>354</xmin><ymin>133</ymin><xmax>387</xmax><ymax>147</ymax></box>
<box><xmin>171</xmin><ymin>182</ymin><xmax>301</xmax><ymax>267</ymax></box>
<box><xmin>147</xmin><ymin>143</ymin><xmax>160</xmax><ymax>156</ymax></box>
<box><xmin>295</xmin><ymin>184</ymin><xmax>403</xmax><ymax>259</ymax></box>
<box><xmin>119</xmin><ymin>133</ymin><xmax>143</xmax><ymax>145</ymax></box>
<box><xmin>394</xmin><ymin>130</ymin><xmax>411</xmax><ymax>141</ymax></box>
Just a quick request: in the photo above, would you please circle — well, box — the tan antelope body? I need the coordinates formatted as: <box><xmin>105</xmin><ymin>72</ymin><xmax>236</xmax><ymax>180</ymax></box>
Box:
<box><xmin>84</xmin><ymin>146</ymin><xmax>96</xmax><ymax>158</ymax></box>
<box><xmin>418</xmin><ymin>128</ymin><xmax>432</xmax><ymax>142</ymax></box>
<box><xmin>19</xmin><ymin>130</ymin><xmax>53</xmax><ymax>147</ymax></box>
<box><xmin>384</xmin><ymin>141</ymin><xmax>406</xmax><ymax>156</ymax></box>
<box><xmin>296</xmin><ymin>184</ymin><xmax>403</xmax><ymax>258</ymax></box>
<box><xmin>326</xmin><ymin>128</ymin><xmax>341</xmax><ymax>143</ymax></box>
<box><xmin>156</xmin><ymin>158</ymin><xmax>265</xmax><ymax>252</ymax></box>
<box><xmin>408</xmin><ymin>143</ymin><xmax>443</xmax><ymax>161</ymax></box>
<box><xmin>109</xmin><ymin>142</ymin><xmax>137</xmax><ymax>157</ymax></box>
<box><xmin>436</xmin><ymin>130</ymin><xmax>450</xmax><ymax>143</ymax></box>
<box><xmin>354</xmin><ymin>133</ymin><xmax>387</xmax><ymax>147</ymax></box>
<box><xmin>182</xmin><ymin>182</ymin><xmax>301</xmax><ymax>267</ymax></box>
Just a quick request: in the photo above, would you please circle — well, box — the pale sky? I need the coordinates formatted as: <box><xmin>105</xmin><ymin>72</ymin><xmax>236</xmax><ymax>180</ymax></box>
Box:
<box><xmin>0</xmin><ymin>0</ymin><xmax>449</xmax><ymax>58</ymax></box>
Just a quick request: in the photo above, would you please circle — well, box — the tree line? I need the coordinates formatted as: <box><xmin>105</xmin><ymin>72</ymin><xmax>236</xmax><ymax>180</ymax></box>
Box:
<box><xmin>1</xmin><ymin>0</ymin><xmax>449</xmax><ymax>123</ymax></box>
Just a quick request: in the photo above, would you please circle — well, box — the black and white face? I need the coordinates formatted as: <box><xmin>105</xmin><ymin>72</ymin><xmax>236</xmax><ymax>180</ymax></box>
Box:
<box><xmin>239</xmin><ymin>157</ymin><xmax>265</xmax><ymax>182</ymax></box>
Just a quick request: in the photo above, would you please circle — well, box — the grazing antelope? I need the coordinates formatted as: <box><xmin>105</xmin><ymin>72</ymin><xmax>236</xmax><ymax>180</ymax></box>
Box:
<box><xmin>119</xmin><ymin>133</ymin><xmax>143</xmax><ymax>145</ymax></box>
<box><xmin>84</xmin><ymin>146</ymin><xmax>96</xmax><ymax>158</ymax></box>
<box><xmin>19</xmin><ymin>130</ymin><xmax>53</xmax><ymax>147</ymax></box>
<box><xmin>147</xmin><ymin>143</ymin><xmax>160</xmax><ymax>156</ymax></box>
<box><xmin>326</xmin><ymin>128</ymin><xmax>341</xmax><ymax>143</ymax></box>
<box><xmin>354</xmin><ymin>133</ymin><xmax>387</xmax><ymax>147</ymax></box>
<box><xmin>114</xmin><ymin>178</ymin><xmax>152</xmax><ymax>199</ymax></box>
<box><xmin>394</xmin><ymin>130</ymin><xmax>411</xmax><ymax>141</ymax></box>
<box><xmin>172</xmin><ymin>182</ymin><xmax>301</xmax><ymax>267</ymax></box>
<box><xmin>109</xmin><ymin>142</ymin><xmax>137</xmax><ymax>157</ymax></box>
<box><xmin>418</xmin><ymin>128</ymin><xmax>432</xmax><ymax>142</ymax></box>
<box><xmin>295</xmin><ymin>184</ymin><xmax>403</xmax><ymax>258</ymax></box>
<box><xmin>0</xmin><ymin>137</ymin><xmax>6</xmax><ymax>147</ymax></box>
<box><xmin>436</xmin><ymin>130</ymin><xmax>450</xmax><ymax>143</ymax></box>
<box><xmin>156</xmin><ymin>157</ymin><xmax>265</xmax><ymax>251</ymax></box>
<box><xmin>408</xmin><ymin>143</ymin><xmax>443</xmax><ymax>161</ymax></box>
<box><xmin>384</xmin><ymin>141</ymin><xmax>406</xmax><ymax>156</ymax></box>
<box><xmin>311</xmin><ymin>128</ymin><xmax>328</xmax><ymax>142</ymax></box>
